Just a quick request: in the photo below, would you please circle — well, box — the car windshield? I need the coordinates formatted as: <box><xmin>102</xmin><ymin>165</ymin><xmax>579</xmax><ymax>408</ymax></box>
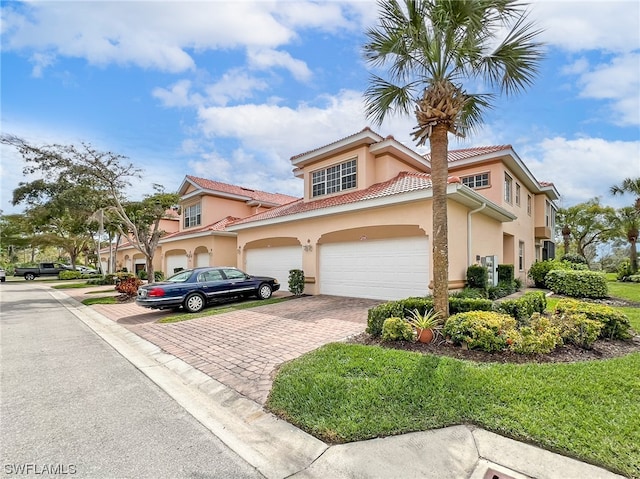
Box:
<box><xmin>166</xmin><ymin>270</ymin><xmax>193</xmax><ymax>283</ymax></box>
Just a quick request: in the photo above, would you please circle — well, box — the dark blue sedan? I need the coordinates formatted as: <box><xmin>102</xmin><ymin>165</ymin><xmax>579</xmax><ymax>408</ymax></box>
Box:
<box><xmin>136</xmin><ymin>267</ymin><xmax>280</xmax><ymax>313</ymax></box>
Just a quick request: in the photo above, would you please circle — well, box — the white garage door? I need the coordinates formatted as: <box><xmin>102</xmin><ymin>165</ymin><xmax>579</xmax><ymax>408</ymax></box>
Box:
<box><xmin>166</xmin><ymin>254</ymin><xmax>188</xmax><ymax>276</ymax></box>
<box><xmin>245</xmin><ymin>246</ymin><xmax>302</xmax><ymax>292</ymax></box>
<box><xmin>195</xmin><ymin>252</ymin><xmax>209</xmax><ymax>267</ymax></box>
<box><xmin>319</xmin><ymin>237</ymin><xmax>429</xmax><ymax>300</ymax></box>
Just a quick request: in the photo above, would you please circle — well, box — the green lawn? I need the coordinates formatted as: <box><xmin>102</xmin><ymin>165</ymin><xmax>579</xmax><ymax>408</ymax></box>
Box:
<box><xmin>269</xmin><ymin>282</ymin><xmax>640</xmax><ymax>477</ymax></box>
<box><xmin>82</xmin><ymin>296</ymin><xmax>118</xmax><ymax>306</ymax></box>
<box><xmin>268</xmin><ymin>344</ymin><xmax>640</xmax><ymax>477</ymax></box>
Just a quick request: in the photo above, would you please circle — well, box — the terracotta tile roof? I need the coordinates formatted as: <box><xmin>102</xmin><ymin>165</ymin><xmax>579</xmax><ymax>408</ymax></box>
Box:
<box><xmin>290</xmin><ymin>126</ymin><xmax>382</xmax><ymax>161</ymax></box>
<box><xmin>539</xmin><ymin>181</ymin><xmax>554</xmax><ymax>187</ymax></box>
<box><xmin>424</xmin><ymin>145</ymin><xmax>512</xmax><ymax>163</ymax></box>
<box><xmin>162</xmin><ymin>216</ymin><xmax>241</xmax><ymax>240</ymax></box>
<box><xmin>229</xmin><ymin>172</ymin><xmax>464</xmax><ymax>226</ymax></box>
<box><xmin>186</xmin><ymin>175</ymin><xmax>298</xmax><ymax>206</ymax></box>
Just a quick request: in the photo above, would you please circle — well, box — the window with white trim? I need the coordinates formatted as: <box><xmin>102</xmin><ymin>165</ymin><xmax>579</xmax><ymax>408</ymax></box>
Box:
<box><xmin>527</xmin><ymin>195</ymin><xmax>532</xmax><ymax>215</ymax></box>
<box><xmin>311</xmin><ymin>159</ymin><xmax>357</xmax><ymax>197</ymax></box>
<box><xmin>461</xmin><ymin>172</ymin><xmax>490</xmax><ymax>189</ymax></box>
<box><xmin>183</xmin><ymin>202</ymin><xmax>201</xmax><ymax>228</ymax></box>
<box><xmin>519</xmin><ymin>241</ymin><xmax>525</xmax><ymax>271</ymax></box>
<box><xmin>504</xmin><ymin>173</ymin><xmax>513</xmax><ymax>203</ymax></box>
<box><xmin>515</xmin><ymin>183</ymin><xmax>521</xmax><ymax>206</ymax></box>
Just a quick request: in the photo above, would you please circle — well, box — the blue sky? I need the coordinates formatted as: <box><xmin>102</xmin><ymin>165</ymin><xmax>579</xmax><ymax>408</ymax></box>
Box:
<box><xmin>1</xmin><ymin>0</ymin><xmax>639</xmax><ymax>215</ymax></box>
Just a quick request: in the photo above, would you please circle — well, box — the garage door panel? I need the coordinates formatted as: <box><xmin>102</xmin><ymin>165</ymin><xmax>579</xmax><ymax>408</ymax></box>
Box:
<box><xmin>166</xmin><ymin>255</ymin><xmax>187</xmax><ymax>276</ymax></box>
<box><xmin>320</xmin><ymin>237</ymin><xmax>429</xmax><ymax>300</ymax></box>
<box><xmin>245</xmin><ymin>246</ymin><xmax>302</xmax><ymax>292</ymax></box>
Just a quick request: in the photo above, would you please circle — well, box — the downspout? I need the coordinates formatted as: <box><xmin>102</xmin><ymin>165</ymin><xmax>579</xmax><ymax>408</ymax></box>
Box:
<box><xmin>467</xmin><ymin>202</ymin><xmax>487</xmax><ymax>266</ymax></box>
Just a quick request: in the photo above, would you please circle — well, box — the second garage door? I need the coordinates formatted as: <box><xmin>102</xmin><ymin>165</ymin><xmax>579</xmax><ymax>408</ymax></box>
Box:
<box><xmin>245</xmin><ymin>246</ymin><xmax>303</xmax><ymax>292</ymax></box>
<box><xmin>319</xmin><ymin>237</ymin><xmax>429</xmax><ymax>300</ymax></box>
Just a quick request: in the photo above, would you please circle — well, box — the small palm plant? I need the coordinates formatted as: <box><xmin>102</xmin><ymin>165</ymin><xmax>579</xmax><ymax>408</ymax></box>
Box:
<box><xmin>407</xmin><ymin>308</ymin><xmax>443</xmax><ymax>343</ymax></box>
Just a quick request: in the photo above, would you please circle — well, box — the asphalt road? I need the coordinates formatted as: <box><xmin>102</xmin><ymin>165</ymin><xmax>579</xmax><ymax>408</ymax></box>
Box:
<box><xmin>0</xmin><ymin>282</ymin><xmax>265</xmax><ymax>479</ymax></box>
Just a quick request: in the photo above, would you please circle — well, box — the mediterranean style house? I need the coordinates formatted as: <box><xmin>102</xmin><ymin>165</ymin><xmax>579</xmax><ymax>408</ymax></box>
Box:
<box><xmin>103</xmin><ymin>128</ymin><xmax>559</xmax><ymax>301</ymax></box>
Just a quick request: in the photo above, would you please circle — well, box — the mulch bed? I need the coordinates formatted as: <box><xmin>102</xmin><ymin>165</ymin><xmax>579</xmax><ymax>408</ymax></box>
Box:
<box><xmin>348</xmin><ymin>295</ymin><xmax>640</xmax><ymax>364</ymax></box>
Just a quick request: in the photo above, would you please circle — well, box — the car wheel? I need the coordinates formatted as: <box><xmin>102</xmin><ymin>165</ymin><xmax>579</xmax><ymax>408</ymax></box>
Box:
<box><xmin>257</xmin><ymin>283</ymin><xmax>272</xmax><ymax>300</ymax></box>
<box><xmin>184</xmin><ymin>293</ymin><xmax>205</xmax><ymax>313</ymax></box>
<box><xmin>25</xmin><ymin>273</ymin><xmax>35</xmax><ymax>281</ymax></box>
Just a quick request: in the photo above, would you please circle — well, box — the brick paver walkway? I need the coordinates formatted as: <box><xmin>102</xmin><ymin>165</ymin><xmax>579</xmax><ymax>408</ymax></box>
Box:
<box><xmin>62</xmin><ymin>286</ymin><xmax>380</xmax><ymax>404</ymax></box>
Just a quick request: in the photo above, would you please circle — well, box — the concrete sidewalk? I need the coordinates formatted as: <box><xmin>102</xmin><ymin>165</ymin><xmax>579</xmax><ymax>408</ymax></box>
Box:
<box><xmin>51</xmin><ymin>287</ymin><xmax>625</xmax><ymax>479</ymax></box>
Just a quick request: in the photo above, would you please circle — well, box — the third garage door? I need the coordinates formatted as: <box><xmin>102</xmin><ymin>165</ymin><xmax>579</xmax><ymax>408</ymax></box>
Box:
<box><xmin>319</xmin><ymin>237</ymin><xmax>429</xmax><ymax>300</ymax></box>
<box><xmin>245</xmin><ymin>246</ymin><xmax>302</xmax><ymax>292</ymax></box>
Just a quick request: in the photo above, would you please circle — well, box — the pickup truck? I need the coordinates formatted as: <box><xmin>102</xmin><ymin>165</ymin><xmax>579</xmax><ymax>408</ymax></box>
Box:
<box><xmin>14</xmin><ymin>263</ymin><xmax>71</xmax><ymax>280</ymax></box>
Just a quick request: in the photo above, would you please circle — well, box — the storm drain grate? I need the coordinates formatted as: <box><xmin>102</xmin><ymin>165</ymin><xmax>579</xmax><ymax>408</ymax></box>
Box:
<box><xmin>483</xmin><ymin>468</ymin><xmax>517</xmax><ymax>479</ymax></box>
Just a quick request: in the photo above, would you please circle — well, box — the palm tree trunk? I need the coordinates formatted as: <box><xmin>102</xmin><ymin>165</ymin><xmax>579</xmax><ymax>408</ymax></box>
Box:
<box><xmin>429</xmin><ymin>123</ymin><xmax>450</xmax><ymax>318</ymax></box>
<box><xmin>630</xmin><ymin>238</ymin><xmax>638</xmax><ymax>274</ymax></box>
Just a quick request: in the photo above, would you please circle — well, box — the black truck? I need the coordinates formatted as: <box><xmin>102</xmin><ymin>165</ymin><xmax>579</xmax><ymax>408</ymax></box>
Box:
<box><xmin>14</xmin><ymin>263</ymin><xmax>71</xmax><ymax>280</ymax></box>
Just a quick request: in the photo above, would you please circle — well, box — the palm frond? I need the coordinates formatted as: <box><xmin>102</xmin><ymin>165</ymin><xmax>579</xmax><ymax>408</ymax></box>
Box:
<box><xmin>363</xmin><ymin>74</ymin><xmax>417</xmax><ymax>126</ymax></box>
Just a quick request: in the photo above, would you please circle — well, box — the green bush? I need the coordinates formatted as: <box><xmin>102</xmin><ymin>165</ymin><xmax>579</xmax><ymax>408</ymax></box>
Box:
<box><xmin>528</xmin><ymin>259</ymin><xmax>567</xmax><ymax>288</ymax></box>
<box><xmin>617</xmin><ymin>260</ymin><xmax>633</xmax><ymax>281</ymax></box>
<box><xmin>59</xmin><ymin>270</ymin><xmax>84</xmax><ymax>280</ymax></box>
<box><xmin>381</xmin><ymin>317</ymin><xmax>414</xmax><ymax>342</ymax></box>
<box><xmin>154</xmin><ymin>271</ymin><xmax>165</xmax><ymax>282</ymax></box>
<box><xmin>443</xmin><ymin>311</ymin><xmax>517</xmax><ymax>352</ymax></box>
<box><xmin>545</xmin><ymin>270</ymin><xmax>608</xmax><ymax>299</ymax></box>
<box><xmin>487</xmin><ymin>280</ymin><xmax>516</xmax><ymax>300</ymax></box>
<box><xmin>552</xmin><ymin>312</ymin><xmax>603</xmax><ymax>349</ymax></box>
<box><xmin>137</xmin><ymin>270</ymin><xmax>148</xmax><ymax>280</ymax></box>
<box><xmin>367</xmin><ymin>296</ymin><xmax>494</xmax><ymax>337</ymax></box>
<box><xmin>288</xmin><ymin>269</ymin><xmax>305</xmax><ymax>296</ymax></box>
<box><xmin>466</xmin><ymin>265</ymin><xmax>488</xmax><ymax>290</ymax></box>
<box><xmin>554</xmin><ymin>299</ymin><xmax>633</xmax><ymax>340</ymax></box>
<box><xmin>508</xmin><ymin>315</ymin><xmax>561</xmax><ymax>354</ymax></box>
<box><xmin>451</xmin><ymin>288</ymin><xmax>487</xmax><ymax>299</ymax></box>
<box><xmin>497</xmin><ymin>264</ymin><xmax>514</xmax><ymax>283</ymax></box>
<box><xmin>497</xmin><ymin>291</ymin><xmax>547</xmax><ymax>326</ymax></box>
<box><xmin>561</xmin><ymin>253</ymin><xmax>588</xmax><ymax>265</ymax></box>
<box><xmin>628</xmin><ymin>274</ymin><xmax>640</xmax><ymax>283</ymax></box>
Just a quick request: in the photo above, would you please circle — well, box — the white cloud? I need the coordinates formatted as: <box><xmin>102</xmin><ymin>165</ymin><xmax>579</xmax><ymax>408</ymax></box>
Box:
<box><xmin>532</xmin><ymin>1</ymin><xmax>640</xmax><ymax>53</ymax></box>
<box><xmin>205</xmin><ymin>69</ymin><xmax>270</xmax><ymax>106</ymax></box>
<box><xmin>521</xmin><ymin>136</ymin><xmax>640</xmax><ymax>208</ymax></box>
<box><xmin>153</xmin><ymin>80</ymin><xmax>203</xmax><ymax>108</ymax></box>
<box><xmin>247</xmin><ymin>48</ymin><xmax>312</xmax><ymax>82</ymax></box>
<box><xmin>575</xmin><ymin>53</ymin><xmax>640</xmax><ymax>126</ymax></box>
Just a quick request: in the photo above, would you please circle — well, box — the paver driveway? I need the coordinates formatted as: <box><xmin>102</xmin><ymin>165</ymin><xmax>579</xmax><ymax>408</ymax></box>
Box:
<box><xmin>89</xmin><ymin>293</ymin><xmax>380</xmax><ymax>404</ymax></box>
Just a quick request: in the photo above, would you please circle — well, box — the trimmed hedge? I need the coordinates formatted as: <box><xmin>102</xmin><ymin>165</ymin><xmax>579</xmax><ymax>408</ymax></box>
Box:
<box><xmin>466</xmin><ymin>265</ymin><xmax>488</xmax><ymax>290</ymax></box>
<box><xmin>443</xmin><ymin>311</ymin><xmax>517</xmax><ymax>352</ymax></box>
<box><xmin>554</xmin><ymin>299</ymin><xmax>633</xmax><ymax>340</ymax></box>
<box><xmin>497</xmin><ymin>264</ymin><xmax>514</xmax><ymax>283</ymax></box>
<box><xmin>545</xmin><ymin>270</ymin><xmax>608</xmax><ymax>299</ymax></box>
<box><xmin>381</xmin><ymin>317</ymin><xmax>414</xmax><ymax>342</ymax></box>
<box><xmin>496</xmin><ymin>291</ymin><xmax>547</xmax><ymax>326</ymax></box>
<box><xmin>367</xmin><ymin>296</ymin><xmax>493</xmax><ymax>337</ymax></box>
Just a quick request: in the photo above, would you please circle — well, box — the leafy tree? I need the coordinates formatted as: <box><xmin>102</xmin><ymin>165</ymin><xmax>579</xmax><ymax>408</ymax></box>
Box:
<box><xmin>0</xmin><ymin>212</ymin><xmax>40</xmax><ymax>263</ymax></box>
<box><xmin>556</xmin><ymin>198</ymin><xmax>616</xmax><ymax>267</ymax></box>
<box><xmin>362</xmin><ymin>0</ymin><xmax>544</xmax><ymax>317</ymax></box>
<box><xmin>1</xmin><ymin>134</ymin><xmax>178</xmax><ymax>283</ymax></box>
<box><xmin>610</xmin><ymin>177</ymin><xmax>640</xmax><ymax>210</ymax></box>
<box><xmin>610</xmin><ymin>206</ymin><xmax>639</xmax><ymax>274</ymax></box>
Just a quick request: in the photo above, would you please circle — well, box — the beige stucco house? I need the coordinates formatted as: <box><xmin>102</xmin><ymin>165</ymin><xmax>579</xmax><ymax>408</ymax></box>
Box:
<box><xmin>104</xmin><ymin>127</ymin><xmax>559</xmax><ymax>301</ymax></box>
<box><xmin>228</xmin><ymin>128</ymin><xmax>559</xmax><ymax>300</ymax></box>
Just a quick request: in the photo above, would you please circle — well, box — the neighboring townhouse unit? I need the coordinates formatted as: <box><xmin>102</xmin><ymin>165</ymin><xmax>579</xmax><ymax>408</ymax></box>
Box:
<box><xmin>227</xmin><ymin>128</ymin><xmax>559</xmax><ymax>300</ymax></box>
<box><xmin>104</xmin><ymin>176</ymin><xmax>298</xmax><ymax>275</ymax></box>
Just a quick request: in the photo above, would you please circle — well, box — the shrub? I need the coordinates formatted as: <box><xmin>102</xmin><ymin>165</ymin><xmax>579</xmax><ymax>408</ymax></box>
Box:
<box><xmin>154</xmin><ymin>271</ymin><xmax>165</xmax><ymax>282</ymax></box>
<box><xmin>466</xmin><ymin>265</ymin><xmax>488</xmax><ymax>290</ymax></box>
<box><xmin>381</xmin><ymin>317</ymin><xmax>414</xmax><ymax>342</ymax></box>
<box><xmin>59</xmin><ymin>270</ymin><xmax>83</xmax><ymax>280</ymax></box>
<box><xmin>487</xmin><ymin>280</ymin><xmax>516</xmax><ymax>300</ymax></box>
<box><xmin>545</xmin><ymin>270</ymin><xmax>608</xmax><ymax>299</ymax></box>
<box><xmin>528</xmin><ymin>259</ymin><xmax>567</xmax><ymax>288</ymax></box>
<box><xmin>86</xmin><ymin>277</ymin><xmax>116</xmax><ymax>286</ymax></box>
<box><xmin>137</xmin><ymin>270</ymin><xmax>148</xmax><ymax>280</ymax></box>
<box><xmin>628</xmin><ymin>274</ymin><xmax>640</xmax><ymax>283</ymax></box>
<box><xmin>561</xmin><ymin>253</ymin><xmax>588</xmax><ymax>265</ymax></box>
<box><xmin>554</xmin><ymin>299</ymin><xmax>633</xmax><ymax>340</ymax></box>
<box><xmin>551</xmin><ymin>312</ymin><xmax>603</xmax><ymax>349</ymax></box>
<box><xmin>288</xmin><ymin>269</ymin><xmax>305</xmax><ymax>296</ymax></box>
<box><xmin>115</xmin><ymin>277</ymin><xmax>143</xmax><ymax>297</ymax></box>
<box><xmin>367</xmin><ymin>296</ymin><xmax>493</xmax><ymax>337</ymax></box>
<box><xmin>513</xmin><ymin>277</ymin><xmax>523</xmax><ymax>291</ymax></box>
<box><xmin>508</xmin><ymin>315</ymin><xmax>561</xmax><ymax>354</ymax></box>
<box><xmin>497</xmin><ymin>291</ymin><xmax>547</xmax><ymax>326</ymax></box>
<box><xmin>451</xmin><ymin>288</ymin><xmax>487</xmax><ymax>299</ymax></box>
<box><xmin>617</xmin><ymin>260</ymin><xmax>633</xmax><ymax>281</ymax></box>
<box><xmin>443</xmin><ymin>311</ymin><xmax>517</xmax><ymax>352</ymax></box>
<box><xmin>497</xmin><ymin>264</ymin><xmax>514</xmax><ymax>283</ymax></box>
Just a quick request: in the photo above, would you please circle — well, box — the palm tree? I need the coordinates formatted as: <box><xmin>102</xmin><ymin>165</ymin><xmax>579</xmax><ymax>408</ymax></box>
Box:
<box><xmin>363</xmin><ymin>0</ymin><xmax>544</xmax><ymax>317</ymax></box>
<box><xmin>610</xmin><ymin>177</ymin><xmax>640</xmax><ymax>211</ymax></box>
<box><xmin>612</xmin><ymin>207</ymin><xmax>639</xmax><ymax>275</ymax></box>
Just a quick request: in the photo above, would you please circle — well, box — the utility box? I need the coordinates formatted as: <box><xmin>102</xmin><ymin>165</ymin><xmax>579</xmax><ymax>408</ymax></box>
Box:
<box><xmin>481</xmin><ymin>255</ymin><xmax>499</xmax><ymax>286</ymax></box>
